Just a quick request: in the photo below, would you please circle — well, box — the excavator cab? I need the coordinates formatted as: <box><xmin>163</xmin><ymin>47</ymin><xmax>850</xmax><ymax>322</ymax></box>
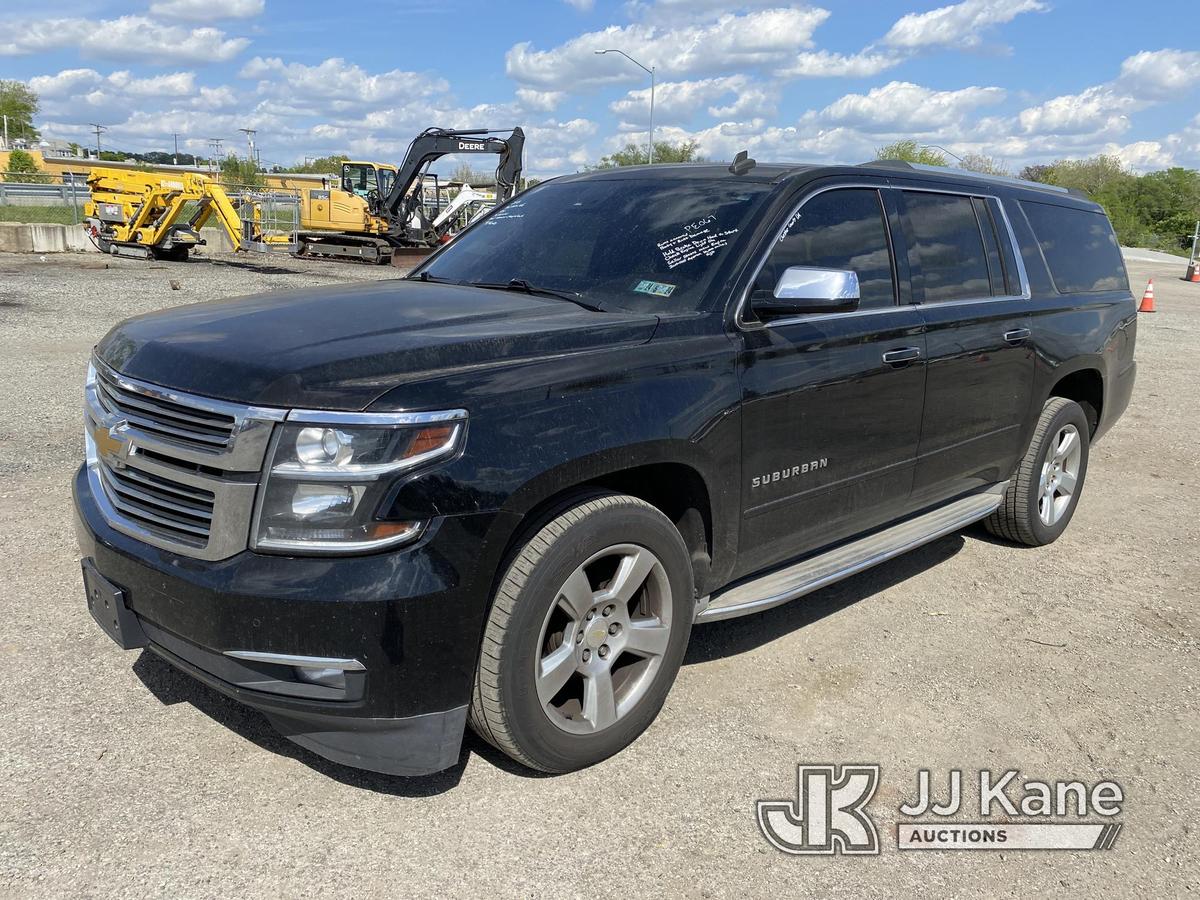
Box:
<box><xmin>340</xmin><ymin>162</ymin><xmax>397</xmax><ymax>205</ymax></box>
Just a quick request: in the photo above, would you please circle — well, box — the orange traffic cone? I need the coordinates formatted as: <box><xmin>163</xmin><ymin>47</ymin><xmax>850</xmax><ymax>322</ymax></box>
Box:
<box><xmin>1139</xmin><ymin>278</ymin><xmax>1157</xmax><ymax>313</ymax></box>
<box><xmin>1186</xmin><ymin>262</ymin><xmax>1200</xmax><ymax>283</ymax></box>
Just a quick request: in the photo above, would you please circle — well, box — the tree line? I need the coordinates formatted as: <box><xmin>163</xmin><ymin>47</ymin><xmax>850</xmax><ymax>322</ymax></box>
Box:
<box><xmin>874</xmin><ymin>140</ymin><xmax>1199</xmax><ymax>253</ymax></box>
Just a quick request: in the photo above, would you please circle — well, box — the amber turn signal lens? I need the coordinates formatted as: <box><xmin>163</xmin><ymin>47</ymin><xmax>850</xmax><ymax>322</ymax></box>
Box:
<box><xmin>404</xmin><ymin>424</ymin><xmax>457</xmax><ymax>459</ymax></box>
<box><xmin>364</xmin><ymin>521</ymin><xmax>422</xmax><ymax>541</ymax></box>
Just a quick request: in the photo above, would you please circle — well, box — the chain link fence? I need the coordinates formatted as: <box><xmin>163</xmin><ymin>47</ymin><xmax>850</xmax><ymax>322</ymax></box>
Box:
<box><xmin>0</xmin><ymin>172</ymin><xmax>88</xmax><ymax>225</ymax></box>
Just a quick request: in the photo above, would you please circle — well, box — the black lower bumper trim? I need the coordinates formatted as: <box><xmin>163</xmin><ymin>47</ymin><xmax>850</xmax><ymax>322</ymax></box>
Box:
<box><xmin>265</xmin><ymin>705</ymin><xmax>468</xmax><ymax>776</ymax></box>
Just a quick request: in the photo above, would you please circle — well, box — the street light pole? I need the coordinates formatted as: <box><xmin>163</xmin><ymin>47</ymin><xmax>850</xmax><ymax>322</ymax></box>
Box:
<box><xmin>595</xmin><ymin>49</ymin><xmax>655</xmax><ymax>165</ymax></box>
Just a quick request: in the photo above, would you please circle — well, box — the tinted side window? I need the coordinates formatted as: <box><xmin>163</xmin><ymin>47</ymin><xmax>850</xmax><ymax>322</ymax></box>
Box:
<box><xmin>1021</xmin><ymin>200</ymin><xmax>1128</xmax><ymax>294</ymax></box>
<box><xmin>903</xmin><ymin>191</ymin><xmax>992</xmax><ymax>303</ymax></box>
<box><xmin>988</xmin><ymin>198</ymin><xmax>1022</xmax><ymax>295</ymax></box>
<box><xmin>756</xmin><ymin>188</ymin><xmax>896</xmax><ymax>310</ymax></box>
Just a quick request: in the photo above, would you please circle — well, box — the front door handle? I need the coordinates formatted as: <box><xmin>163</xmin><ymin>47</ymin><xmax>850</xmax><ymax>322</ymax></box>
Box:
<box><xmin>1004</xmin><ymin>328</ymin><xmax>1032</xmax><ymax>344</ymax></box>
<box><xmin>882</xmin><ymin>347</ymin><xmax>922</xmax><ymax>366</ymax></box>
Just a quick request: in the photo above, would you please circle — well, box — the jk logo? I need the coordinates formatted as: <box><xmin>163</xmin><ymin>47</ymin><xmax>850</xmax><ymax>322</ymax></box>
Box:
<box><xmin>757</xmin><ymin>764</ymin><xmax>881</xmax><ymax>855</ymax></box>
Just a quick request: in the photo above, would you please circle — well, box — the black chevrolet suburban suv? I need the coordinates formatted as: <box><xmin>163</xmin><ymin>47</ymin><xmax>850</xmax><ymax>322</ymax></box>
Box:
<box><xmin>75</xmin><ymin>159</ymin><xmax>1137</xmax><ymax>776</ymax></box>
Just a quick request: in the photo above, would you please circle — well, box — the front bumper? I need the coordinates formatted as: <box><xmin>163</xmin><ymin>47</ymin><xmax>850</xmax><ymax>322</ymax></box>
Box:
<box><xmin>74</xmin><ymin>464</ymin><xmax>513</xmax><ymax>776</ymax></box>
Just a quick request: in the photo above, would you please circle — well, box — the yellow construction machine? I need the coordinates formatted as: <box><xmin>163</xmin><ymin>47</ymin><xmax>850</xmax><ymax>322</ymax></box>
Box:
<box><xmin>291</xmin><ymin>127</ymin><xmax>525</xmax><ymax>264</ymax></box>
<box><xmin>83</xmin><ymin>168</ymin><xmax>296</xmax><ymax>261</ymax></box>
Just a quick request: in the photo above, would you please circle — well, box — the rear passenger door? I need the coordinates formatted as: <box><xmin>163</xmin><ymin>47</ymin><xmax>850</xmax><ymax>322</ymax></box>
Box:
<box><xmin>897</xmin><ymin>189</ymin><xmax>1034</xmax><ymax>507</ymax></box>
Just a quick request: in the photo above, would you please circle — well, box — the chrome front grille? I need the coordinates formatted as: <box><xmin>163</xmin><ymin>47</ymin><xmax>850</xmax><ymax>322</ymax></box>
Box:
<box><xmin>96</xmin><ymin>459</ymin><xmax>215</xmax><ymax>547</ymax></box>
<box><xmin>95</xmin><ymin>365</ymin><xmax>236</xmax><ymax>452</ymax></box>
<box><xmin>85</xmin><ymin>357</ymin><xmax>286</xmax><ymax>560</ymax></box>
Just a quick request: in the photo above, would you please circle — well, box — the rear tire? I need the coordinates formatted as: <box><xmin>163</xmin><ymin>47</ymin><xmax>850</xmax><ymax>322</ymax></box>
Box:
<box><xmin>469</xmin><ymin>493</ymin><xmax>694</xmax><ymax>773</ymax></box>
<box><xmin>985</xmin><ymin>397</ymin><xmax>1090</xmax><ymax>546</ymax></box>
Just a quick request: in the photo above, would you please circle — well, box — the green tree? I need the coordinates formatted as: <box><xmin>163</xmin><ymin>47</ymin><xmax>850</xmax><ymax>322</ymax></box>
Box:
<box><xmin>4</xmin><ymin>148</ymin><xmax>51</xmax><ymax>183</ymax></box>
<box><xmin>220</xmin><ymin>154</ymin><xmax>264</xmax><ymax>187</ymax></box>
<box><xmin>874</xmin><ymin>140</ymin><xmax>948</xmax><ymax>166</ymax></box>
<box><xmin>286</xmin><ymin>154</ymin><xmax>349</xmax><ymax>174</ymax></box>
<box><xmin>959</xmin><ymin>152</ymin><xmax>1009</xmax><ymax>176</ymax></box>
<box><xmin>591</xmin><ymin>139</ymin><xmax>704</xmax><ymax>169</ymax></box>
<box><xmin>449</xmin><ymin>162</ymin><xmax>495</xmax><ymax>185</ymax></box>
<box><xmin>1016</xmin><ymin>155</ymin><xmax>1200</xmax><ymax>251</ymax></box>
<box><xmin>0</xmin><ymin>81</ymin><xmax>39</xmax><ymax>142</ymax></box>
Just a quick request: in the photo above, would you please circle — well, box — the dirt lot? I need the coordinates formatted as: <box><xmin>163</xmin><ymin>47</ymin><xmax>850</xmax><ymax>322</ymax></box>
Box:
<box><xmin>0</xmin><ymin>250</ymin><xmax>1196</xmax><ymax>897</ymax></box>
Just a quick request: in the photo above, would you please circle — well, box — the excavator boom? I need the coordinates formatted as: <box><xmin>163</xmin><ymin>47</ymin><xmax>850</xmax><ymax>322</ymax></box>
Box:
<box><xmin>379</xmin><ymin>127</ymin><xmax>525</xmax><ymax>244</ymax></box>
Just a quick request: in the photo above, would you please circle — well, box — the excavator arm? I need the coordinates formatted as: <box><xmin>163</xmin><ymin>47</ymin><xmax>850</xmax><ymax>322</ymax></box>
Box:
<box><xmin>379</xmin><ymin>127</ymin><xmax>524</xmax><ymax>244</ymax></box>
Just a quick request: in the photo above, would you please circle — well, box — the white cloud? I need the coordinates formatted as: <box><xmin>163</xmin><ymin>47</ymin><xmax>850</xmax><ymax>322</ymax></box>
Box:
<box><xmin>193</xmin><ymin>85</ymin><xmax>239</xmax><ymax>110</ymax></box>
<box><xmin>107</xmin><ymin>71</ymin><xmax>197</xmax><ymax>97</ymax></box>
<box><xmin>0</xmin><ymin>16</ymin><xmax>249</xmax><ymax>64</ymax></box>
<box><xmin>515</xmin><ymin>88</ymin><xmax>565</xmax><ymax>112</ymax></box>
<box><xmin>240</xmin><ymin>57</ymin><xmax>449</xmax><ymax>109</ymax></box>
<box><xmin>816</xmin><ymin>80</ymin><xmax>1006</xmax><ymax>131</ymax></box>
<box><xmin>148</xmin><ymin>0</ymin><xmax>264</xmax><ymax>21</ymax></box>
<box><xmin>610</xmin><ymin>76</ymin><xmax>774</xmax><ymax>126</ymax></box>
<box><xmin>1117</xmin><ymin>49</ymin><xmax>1200</xmax><ymax>100</ymax></box>
<box><xmin>1100</xmin><ymin>140</ymin><xmax>1176</xmax><ymax>171</ymax></box>
<box><xmin>562</xmin><ymin>0</ymin><xmax>594</xmax><ymax>9</ymax></box>
<box><xmin>1017</xmin><ymin>85</ymin><xmax>1135</xmax><ymax>136</ymax></box>
<box><xmin>781</xmin><ymin>49</ymin><xmax>903</xmax><ymax>78</ymax></box>
<box><xmin>882</xmin><ymin>0</ymin><xmax>1046</xmax><ymax>50</ymax></box>
<box><xmin>506</xmin><ymin>8</ymin><xmax>831</xmax><ymax>88</ymax></box>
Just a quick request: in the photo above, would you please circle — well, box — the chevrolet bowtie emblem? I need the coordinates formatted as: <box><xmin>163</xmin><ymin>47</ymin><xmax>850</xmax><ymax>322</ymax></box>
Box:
<box><xmin>92</xmin><ymin>420</ymin><xmax>132</xmax><ymax>468</ymax></box>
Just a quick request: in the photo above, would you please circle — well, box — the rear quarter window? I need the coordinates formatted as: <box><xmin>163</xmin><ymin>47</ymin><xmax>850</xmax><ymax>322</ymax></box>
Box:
<box><xmin>1020</xmin><ymin>200</ymin><xmax>1128</xmax><ymax>294</ymax></box>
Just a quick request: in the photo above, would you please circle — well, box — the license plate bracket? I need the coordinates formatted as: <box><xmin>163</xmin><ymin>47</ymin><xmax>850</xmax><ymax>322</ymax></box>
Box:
<box><xmin>82</xmin><ymin>559</ymin><xmax>148</xmax><ymax>650</ymax></box>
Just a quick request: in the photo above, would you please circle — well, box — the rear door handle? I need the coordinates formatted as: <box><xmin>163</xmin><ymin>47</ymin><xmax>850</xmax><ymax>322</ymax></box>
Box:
<box><xmin>1004</xmin><ymin>328</ymin><xmax>1032</xmax><ymax>344</ymax></box>
<box><xmin>882</xmin><ymin>347</ymin><xmax>922</xmax><ymax>366</ymax></box>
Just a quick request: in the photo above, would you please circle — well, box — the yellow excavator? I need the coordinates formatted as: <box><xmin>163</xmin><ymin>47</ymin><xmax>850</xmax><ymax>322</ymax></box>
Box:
<box><xmin>292</xmin><ymin>126</ymin><xmax>525</xmax><ymax>264</ymax></box>
<box><xmin>83</xmin><ymin>168</ymin><xmax>296</xmax><ymax>260</ymax></box>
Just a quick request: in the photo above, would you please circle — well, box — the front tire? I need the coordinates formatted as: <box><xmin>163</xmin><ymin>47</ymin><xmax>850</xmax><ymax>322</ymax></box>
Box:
<box><xmin>469</xmin><ymin>493</ymin><xmax>694</xmax><ymax>773</ymax></box>
<box><xmin>985</xmin><ymin>397</ymin><xmax>1090</xmax><ymax>546</ymax></box>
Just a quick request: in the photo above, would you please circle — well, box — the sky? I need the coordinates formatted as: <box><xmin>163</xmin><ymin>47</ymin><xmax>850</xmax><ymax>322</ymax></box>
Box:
<box><xmin>2</xmin><ymin>0</ymin><xmax>1198</xmax><ymax>178</ymax></box>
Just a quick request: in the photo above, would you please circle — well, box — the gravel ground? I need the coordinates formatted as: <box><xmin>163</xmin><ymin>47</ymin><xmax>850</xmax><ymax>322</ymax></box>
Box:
<box><xmin>0</xmin><ymin>250</ymin><xmax>1196</xmax><ymax>898</ymax></box>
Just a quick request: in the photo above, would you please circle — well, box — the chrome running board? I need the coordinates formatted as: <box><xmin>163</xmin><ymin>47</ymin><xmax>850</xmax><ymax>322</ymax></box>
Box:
<box><xmin>694</xmin><ymin>484</ymin><xmax>1007</xmax><ymax>623</ymax></box>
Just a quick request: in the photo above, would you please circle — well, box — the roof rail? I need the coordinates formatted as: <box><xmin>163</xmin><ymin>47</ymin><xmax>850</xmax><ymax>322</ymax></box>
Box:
<box><xmin>860</xmin><ymin>159</ymin><xmax>1081</xmax><ymax>197</ymax></box>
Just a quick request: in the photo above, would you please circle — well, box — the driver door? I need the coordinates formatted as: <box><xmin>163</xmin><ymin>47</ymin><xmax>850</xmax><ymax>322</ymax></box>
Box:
<box><xmin>735</xmin><ymin>185</ymin><xmax>928</xmax><ymax>578</ymax></box>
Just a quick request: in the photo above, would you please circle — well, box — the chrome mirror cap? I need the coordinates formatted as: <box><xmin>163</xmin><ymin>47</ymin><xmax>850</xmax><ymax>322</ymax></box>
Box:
<box><xmin>773</xmin><ymin>266</ymin><xmax>860</xmax><ymax>301</ymax></box>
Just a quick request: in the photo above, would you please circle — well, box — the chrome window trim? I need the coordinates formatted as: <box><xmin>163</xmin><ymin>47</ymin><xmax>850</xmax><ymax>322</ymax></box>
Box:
<box><xmin>733</xmin><ymin>181</ymin><xmax>1031</xmax><ymax>332</ymax></box>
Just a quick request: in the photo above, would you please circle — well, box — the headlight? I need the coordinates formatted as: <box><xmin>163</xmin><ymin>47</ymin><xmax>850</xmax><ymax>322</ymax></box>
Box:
<box><xmin>252</xmin><ymin>410</ymin><xmax>466</xmax><ymax>554</ymax></box>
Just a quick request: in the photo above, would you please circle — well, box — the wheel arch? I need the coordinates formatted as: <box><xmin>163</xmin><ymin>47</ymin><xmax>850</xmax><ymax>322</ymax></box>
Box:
<box><xmin>491</xmin><ymin>443</ymin><xmax>725</xmax><ymax>602</ymax></box>
<box><xmin>1047</xmin><ymin>365</ymin><xmax>1104</xmax><ymax>435</ymax></box>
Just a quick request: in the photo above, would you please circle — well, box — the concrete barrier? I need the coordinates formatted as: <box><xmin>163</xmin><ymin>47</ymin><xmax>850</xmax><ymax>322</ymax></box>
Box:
<box><xmin>0</xmin><ymin>222</ymin><xmax>237</xmax><ymax>255</ymax></box>
<box><xmin>0</xmin><ymin>222</ymin><xmax>97</xmax><ymax>253</ymax></box>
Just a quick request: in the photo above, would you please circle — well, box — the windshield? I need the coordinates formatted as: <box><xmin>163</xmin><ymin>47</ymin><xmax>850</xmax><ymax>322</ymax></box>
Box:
<box><xmin>343</xmin><ymin>164</ymin><xmax>377</xmax><ymax>197</ymax></box>
<box><xmin>415</xmin><ymin>178</ymin><xmax>774</xmax><ymax>312</ymax></box>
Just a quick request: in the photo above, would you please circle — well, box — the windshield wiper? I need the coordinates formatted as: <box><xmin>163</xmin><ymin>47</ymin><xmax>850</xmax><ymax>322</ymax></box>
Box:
<box><xmin>469</xmin><ymin>279</ymin><xmax>603</xmax><ymax>312</ymax></box>
<box><xmin>409</xmin><ymin>271</ymin><xmax>460</xmax><ymax>284</ymax></box>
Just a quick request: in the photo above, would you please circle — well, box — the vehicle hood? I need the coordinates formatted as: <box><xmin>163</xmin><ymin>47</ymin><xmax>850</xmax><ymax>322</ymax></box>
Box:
<box><xmin>96</xmin><ymin>279</ymin><xmax>659</xmax><ymax>410</ymax></box>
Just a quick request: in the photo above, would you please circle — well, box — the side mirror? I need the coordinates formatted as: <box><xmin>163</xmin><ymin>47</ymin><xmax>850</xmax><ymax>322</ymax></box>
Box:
<box><xmin>752</xmin><ymin>266</ymin><xmax>860</xmax><ymax>318</ymax></box>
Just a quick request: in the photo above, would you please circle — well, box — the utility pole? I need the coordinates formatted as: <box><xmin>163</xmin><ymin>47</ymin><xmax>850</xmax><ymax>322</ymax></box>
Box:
<box><xmin>238</xmin><ymin>128</ymin><xmax>257</xmax><ymax>169</ymax></box>
<box><xmin>173</xmin><ymin>132</ymin><xmax>179</xmax><ymax>166</ymax></box>
<box><xmin>2</xmin><ymin>115</ymin><xmax>7</xmax><ymax>150</ymax></box>
<box><xmin>595</xmin><ymin>49</ymin><xmax>656</xmax><ymax>164</ymax></box>
<box><xmin>207</xmin><ymin>138</ymin><xmax>223</xmax><ymax>173</ymax></box>
<box><xmin>89</xmin><ymin>123</ymin><xmax>107</xmax><ymax>159</ymax></box>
